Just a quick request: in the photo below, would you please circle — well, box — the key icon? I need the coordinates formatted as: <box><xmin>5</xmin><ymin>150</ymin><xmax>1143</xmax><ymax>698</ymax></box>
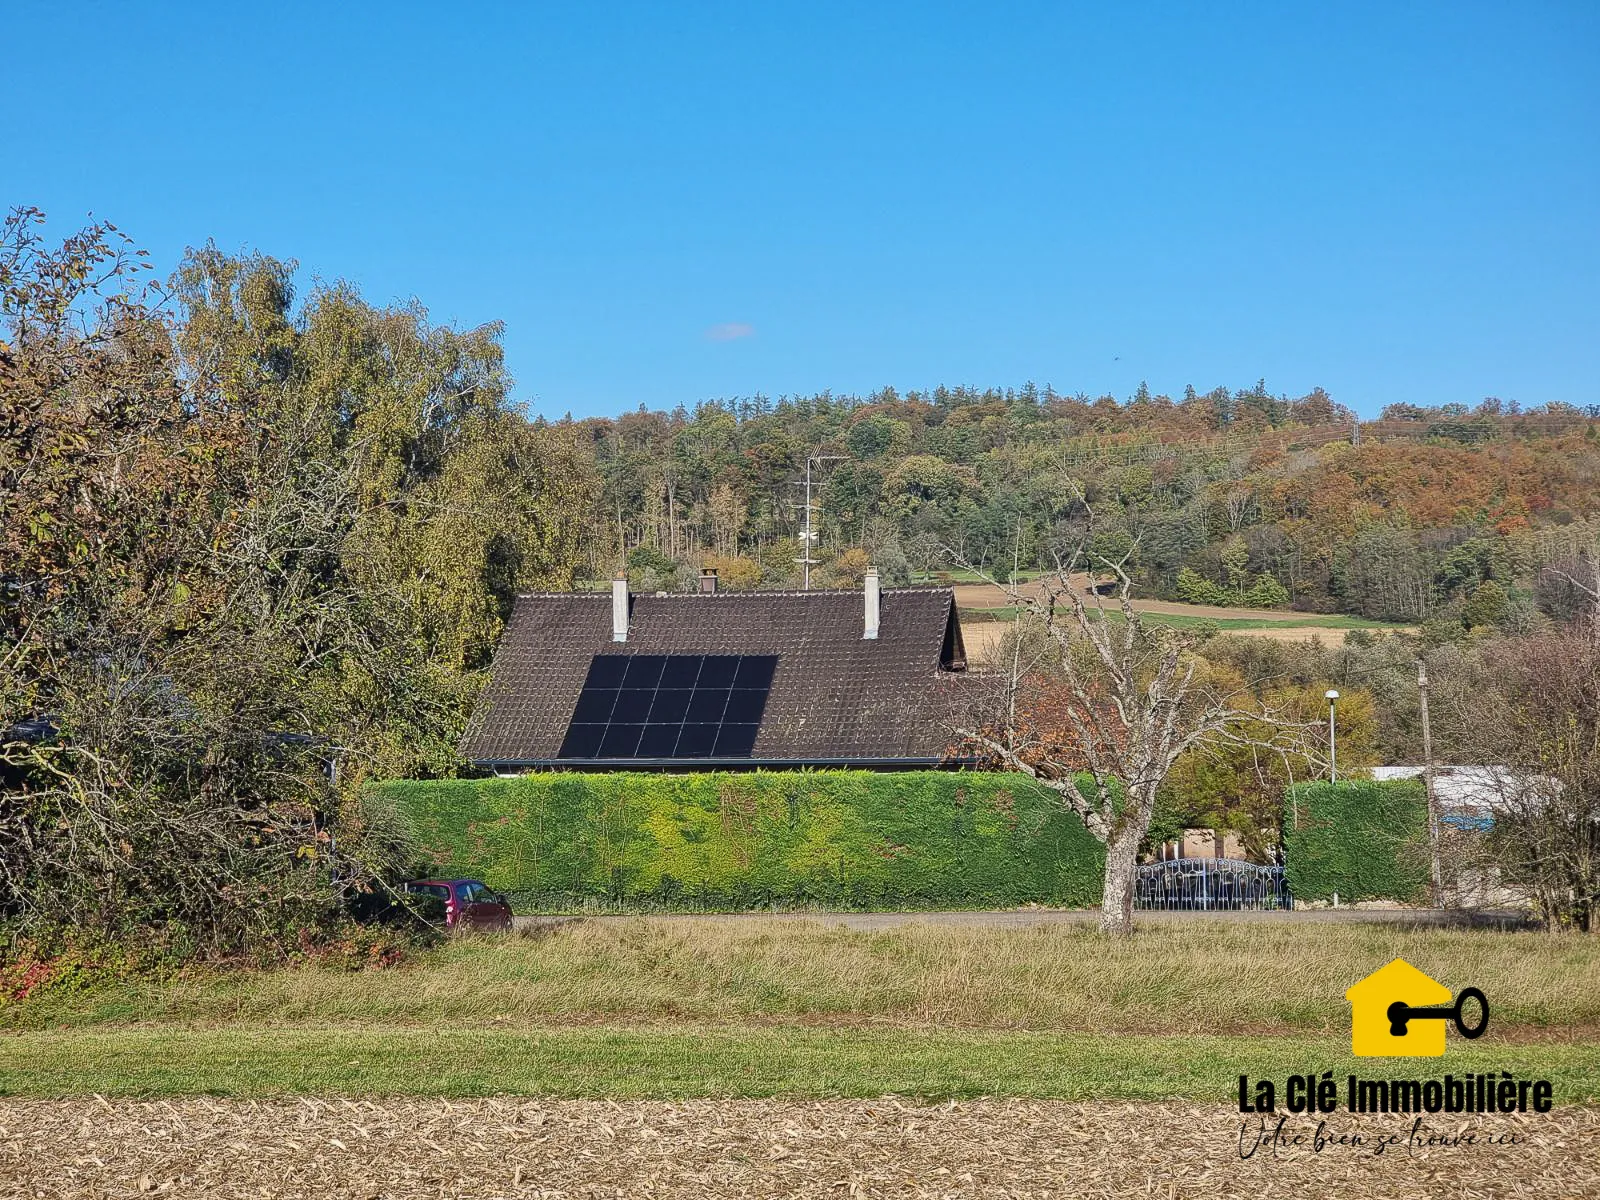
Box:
<box><xmin>1386</xmin><ymin>986</ymin><xmax>1489</xmax><ymax>1039</ymax></box>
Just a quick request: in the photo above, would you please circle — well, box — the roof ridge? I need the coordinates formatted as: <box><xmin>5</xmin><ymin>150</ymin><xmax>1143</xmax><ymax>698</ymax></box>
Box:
<box><xmin>513</xmin><ymin>586</ymin><xmax>956</xmax><ymax>600</ymax></box>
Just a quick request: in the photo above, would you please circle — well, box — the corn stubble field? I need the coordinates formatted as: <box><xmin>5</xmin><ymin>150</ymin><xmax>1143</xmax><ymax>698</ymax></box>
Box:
<box><xmin>5</xmin><ymin>918</ymin><xmax>1600</xmax><ymax>1197</ymax></box>
<box><xmin>6</xmin><ymin>1097</ymin><xmax>1599</xmax><ymax>1200</ymax></box>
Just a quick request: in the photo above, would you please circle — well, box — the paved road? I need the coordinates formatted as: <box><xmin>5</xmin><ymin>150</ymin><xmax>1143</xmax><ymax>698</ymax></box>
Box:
<box><xmin>515</xmin><ymin>907</ymin><xmax>1534</xmax><ymax>933</ymax></box>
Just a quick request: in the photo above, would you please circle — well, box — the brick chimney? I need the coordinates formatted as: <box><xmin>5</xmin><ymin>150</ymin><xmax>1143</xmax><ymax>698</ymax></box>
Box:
<box><xmin>611</xmin><ymin>572</ymin><xmax>629</xmax><ymax>642</ymax></box>
<box><xmin>699</xmin><ymin>567</ymin><xmax>718</xmax><ymax>594</ymax></box>
<box><xmin>863</xmin><ymin>566</ymin><xmax>880</xmax><ymax>640</ymax></box>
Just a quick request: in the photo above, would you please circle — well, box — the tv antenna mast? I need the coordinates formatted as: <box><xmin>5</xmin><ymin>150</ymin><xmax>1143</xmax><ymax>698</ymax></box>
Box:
<box><xmin>793</xmin><ymin>455</ymin><xmax>845</xmax><ymax>590</ymax></box>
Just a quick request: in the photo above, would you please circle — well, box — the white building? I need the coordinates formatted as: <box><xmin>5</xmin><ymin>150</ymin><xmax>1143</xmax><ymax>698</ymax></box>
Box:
<box><xmin>1371</xmin><ymin>765</ymin><xmax>1557</xmax><ymax>829</ymax></box>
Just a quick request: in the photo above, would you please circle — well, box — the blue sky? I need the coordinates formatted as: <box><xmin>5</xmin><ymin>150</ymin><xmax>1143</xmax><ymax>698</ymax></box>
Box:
<box><xmin>10</xmin><ymin>1</ymin><xmax>1597</xmax><ymax>418</ymax></box>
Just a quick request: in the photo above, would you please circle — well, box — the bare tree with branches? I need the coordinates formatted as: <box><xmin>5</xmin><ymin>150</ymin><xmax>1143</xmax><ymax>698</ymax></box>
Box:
<box><xmin>1540</xmin><ymin>545</ymin><xmax>1600</xmax><ymax>648</ymax></box>
<box><xmin>947</xmin><ymin>499</ymin><xmax>1319</xmax><ymax>935</ymax></box>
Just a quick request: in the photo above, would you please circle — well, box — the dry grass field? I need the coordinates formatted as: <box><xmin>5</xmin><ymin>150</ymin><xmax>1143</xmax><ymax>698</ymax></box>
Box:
<box><xmin>962</xmin><ymin>619</ymin><xmax>1377</xmax><ymax>662</ymax></box>
<box><xmin>11</xmin><ymin>918</ymin><xmax>1600</xmax><ymax>1038</ymax></box>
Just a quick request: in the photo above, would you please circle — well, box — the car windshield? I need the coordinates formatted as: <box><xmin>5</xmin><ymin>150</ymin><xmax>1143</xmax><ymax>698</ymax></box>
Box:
<box><xmin>408</xmin><ymin>883</ymin><xmax>450</xmax><ymax>900</ymax></box>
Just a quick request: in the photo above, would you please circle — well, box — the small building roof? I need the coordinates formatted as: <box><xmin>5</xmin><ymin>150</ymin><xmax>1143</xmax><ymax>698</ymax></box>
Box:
<box><xmin>461</xmin><ymin>586</ymin><xmax>967</xmax><ymax>769</ymax></box>
<box><xmin>1345</xmin><ymin>958</ymin><xmax>1451</xmax><ymax>1003</ymax></box>
<box><xmin>1371</xmin><ymin>765</ymin><xmax>1559</xmax><ymax>812</ymax></box>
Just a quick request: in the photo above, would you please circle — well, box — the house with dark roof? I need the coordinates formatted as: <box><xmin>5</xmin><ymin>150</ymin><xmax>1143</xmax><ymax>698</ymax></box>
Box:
<box><xmin>461</xmin><ymin>568</ymin><xmax>968</xmax><ymax>772</ymax></box>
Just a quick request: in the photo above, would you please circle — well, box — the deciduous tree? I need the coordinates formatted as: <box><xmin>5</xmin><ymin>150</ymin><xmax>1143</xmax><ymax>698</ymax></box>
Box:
<box><xmin>947</xmin><ymin>502</ymin><xmax>1319</xmax><ymax>935</ymax></box>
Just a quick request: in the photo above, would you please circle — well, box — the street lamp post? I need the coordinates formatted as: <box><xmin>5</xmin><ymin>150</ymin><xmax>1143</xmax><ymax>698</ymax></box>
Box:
<box><xmin>1325</xmin><ymin>689</ymin><xmax>1340</xmax><ymax>782</ymax></box>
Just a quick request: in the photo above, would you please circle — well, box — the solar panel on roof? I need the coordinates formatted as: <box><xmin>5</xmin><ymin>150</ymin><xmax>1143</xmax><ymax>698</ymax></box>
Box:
<box><xmin>599</xmin><ymin>723</ymin><xmax>644</xmax><ymax>757</ymax></box>
<box><xmin>636</xmin><ymin>724</ymin><xmax>683</xmax><ymax>757</ymax></box>
<box><xmin>674</xmin><ymin>723</ymin><xmax>718</xmax><ymax>757</ymax></box>
<box><xmin>658</xmin><ymin>656</ymin><xmax>702</xmax><ymax>689</ymax></box>
<box><xmin>713</xmin><ymin>723</ymin><xmax>759</xmax><ymax>756</ymax></box>
<box><xmin>734</xmin><ymin>656</ymin><xmax>777</xmax><ymax>688</ymax></box>
<box><xmin>556</xmin><ymin>723</ymin><xmax>606</xmax><ymax>758</ymax></box>
<box><xmin>726</xmin><ymin>688</ymin><xmax>767</xmax><ymax>721</ymax></box>
<box><xmin>585</xmin><ymin>656</ymin><xmax>629</xmax><ymax>688</ymax></box>
<box><xmin>557</xmin><ymin>653</ymin><xmax>778</xmax><ymax>760</ymax></box>
<box><xmin>623</xmin><ymin>656</ymin><xmax>667</xmax><ymax>688</ymax></box>
<box><xmin>650</xmin><ymin>688</ymin><xmax>693</xmax><ymax>723</ymax></box>
<box><xmin>610</xmin><ymin>688</ymin><xmax>654</xmax><ymax>723</ymax></box>
<box><xmin>697</xmin><ymin>655</ymin><xmax>739</xmax><ymax>688</ymax></box>
<box><xmin>685</xmin><ymin>688</ymin><xmax>730</xmax><ymax>723</ymax></box>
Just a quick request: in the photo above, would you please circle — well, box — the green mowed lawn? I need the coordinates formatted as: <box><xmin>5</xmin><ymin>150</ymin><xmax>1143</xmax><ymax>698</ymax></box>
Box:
<box><xmin>5</xmin><ymin>919</ymin><xmax>1597</xmax><ymax>1101</ymax></box>
<box><xmin>7</xmin><ymin>1026</ymin><xmax>1599</xmax><ymax>1102</ymax></box>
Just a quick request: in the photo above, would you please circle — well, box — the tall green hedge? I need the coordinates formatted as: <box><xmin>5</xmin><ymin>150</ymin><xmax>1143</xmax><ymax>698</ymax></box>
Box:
<box><xmin>370</xmin><ymin>771</ymin><xmax>1105</xmax><ymax>911</ymax></box>
<box><xmin>1283</xmin><ymin>779</ymin><xmax>1430</xmax><ymax>903</ymax></box>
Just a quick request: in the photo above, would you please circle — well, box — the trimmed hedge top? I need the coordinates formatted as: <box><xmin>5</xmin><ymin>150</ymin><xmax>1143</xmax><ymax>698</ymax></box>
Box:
<box><xmin>1283</xmin><ymin>779</ymin><xmax>1430</xmax><ymax>903</ymax></box>
<box><xmin>370</xmin><ymin>771</ymin><xmax>1105</xmax><ymax>911</ymax></box>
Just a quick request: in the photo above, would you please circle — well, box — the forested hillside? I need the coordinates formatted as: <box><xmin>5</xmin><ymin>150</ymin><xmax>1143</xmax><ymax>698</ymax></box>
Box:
<box><xmin>581</xmin><ymin>388</ymin><xmax>1600</xmax><ymax>632</ymax></box>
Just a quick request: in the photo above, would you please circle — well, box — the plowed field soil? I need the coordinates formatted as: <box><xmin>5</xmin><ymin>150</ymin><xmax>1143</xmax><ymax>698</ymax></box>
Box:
<box><xmin>3</xmin><ymin>1097</ymin><xmax>1594</xmax><ymax>1199</ymax></box>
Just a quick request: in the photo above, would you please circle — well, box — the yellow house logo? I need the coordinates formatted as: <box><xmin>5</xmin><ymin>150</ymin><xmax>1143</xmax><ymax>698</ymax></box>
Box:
<box><xmin>1345</xmin><ymin>959</ymin><xmax>1490</xmax><ymax>1057</ymax></box>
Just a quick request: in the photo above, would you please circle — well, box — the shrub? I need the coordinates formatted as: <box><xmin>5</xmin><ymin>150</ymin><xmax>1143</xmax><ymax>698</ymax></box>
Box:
<box><xmin>369</xmin><ymin>771</ymin><xmax>1105</xmax><ymax>911</ymax></box>
<box><xmin>0</xmin><ymin>913</ymin><xmax>426</xmax><ymax>1002</ymax></box>
<box><xmin>1283</xmin><ymin>779</ymin><xmax>1430</xmax><ymax>903</ymax></box>
<box><xmin>1175</xmin><ymin>567</ymin><xmax>1227</xmax><ymax>606</ymax></box>
<box><xmin>1243</xmin><ymin>573</ymin><xmax>1292</xmax><ymax>609</ymax></box>
<box><xmin>0</xmin><ymin>929</ymin><xmax>195</xmax><ymax>1002</ymax></box>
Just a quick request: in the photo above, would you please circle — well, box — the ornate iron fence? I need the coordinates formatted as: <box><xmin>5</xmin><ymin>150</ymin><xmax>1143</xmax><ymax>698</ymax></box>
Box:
<box><xmin>1134</xmin><ymin>858</ymin><xmax>1292</xmax><ymax>911</ymax></box>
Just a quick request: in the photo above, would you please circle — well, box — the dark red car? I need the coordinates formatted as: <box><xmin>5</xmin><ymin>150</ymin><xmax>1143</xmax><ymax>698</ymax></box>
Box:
<box><xmin>401</xmin><ymin>878</ymin><xmax>514</xmax><ymax>932</ymax></box>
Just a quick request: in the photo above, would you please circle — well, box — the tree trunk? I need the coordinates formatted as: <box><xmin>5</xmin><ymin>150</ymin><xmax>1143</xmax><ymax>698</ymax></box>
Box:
<box><xmin>1099</xmin><ymin>825</ymin><xmax>1142</xmax><ymax>935</ymax></box>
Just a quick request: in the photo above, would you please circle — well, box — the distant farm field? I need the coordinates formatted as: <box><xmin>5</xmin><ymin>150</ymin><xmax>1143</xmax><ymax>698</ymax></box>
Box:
<box><xmin>952</xmin><ymin>581</ymin><xmax>1410</xmax><ymax>660</ymax></box>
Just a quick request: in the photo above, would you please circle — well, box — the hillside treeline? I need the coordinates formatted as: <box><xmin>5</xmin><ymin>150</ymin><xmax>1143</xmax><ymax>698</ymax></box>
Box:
<box><xmin>581</xmin><ymin>386</ymin><xmax>1600</xmax><ymax>632</ymax></box>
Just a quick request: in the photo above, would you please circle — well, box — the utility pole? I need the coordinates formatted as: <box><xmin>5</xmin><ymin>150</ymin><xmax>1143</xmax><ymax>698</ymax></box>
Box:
<box><xmin>1325</xmin><ymin>689</ymin><xmax>1340</xmax><ymax>782</ymax></box>
<box><xmin>792</xmin><ymin>455</ymin><xmax>844</xmax><ymax>590</ymax></box>
<box><xmin>1417</xmin><ymin>658</ymin><xmax>1443</xmax><ymax>899</ymax></box>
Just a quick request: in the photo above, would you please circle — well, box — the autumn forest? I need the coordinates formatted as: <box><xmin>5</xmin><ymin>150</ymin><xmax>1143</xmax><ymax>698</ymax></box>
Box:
<box><xmin>581</xmin><ymin>385</ymin><xmax>1600</xmax><ymax>633</ymax></box>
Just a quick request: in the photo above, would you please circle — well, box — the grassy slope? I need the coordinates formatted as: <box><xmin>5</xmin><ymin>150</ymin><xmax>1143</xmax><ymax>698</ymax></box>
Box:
<box><xmin>5</xmin><ymin>920</ymin><xmax>1597</xmax><ymax>1100</ymax></box>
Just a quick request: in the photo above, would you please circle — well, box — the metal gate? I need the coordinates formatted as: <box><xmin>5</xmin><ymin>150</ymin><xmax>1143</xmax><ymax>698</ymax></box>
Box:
<box><xmin>1134</xmin><ymin>858</ymin><xmax>1292</xmax><ymax>911</ymax></box>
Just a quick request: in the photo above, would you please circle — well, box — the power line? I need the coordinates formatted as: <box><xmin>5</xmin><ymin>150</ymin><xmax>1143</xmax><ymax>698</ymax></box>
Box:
<box><xmin>791</xmin><ymin>455</ymin><xmax>845</xmax><ymax>590</ymax></box>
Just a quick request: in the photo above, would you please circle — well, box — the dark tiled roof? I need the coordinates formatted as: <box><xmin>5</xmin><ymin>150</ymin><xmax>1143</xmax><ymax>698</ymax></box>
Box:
<box><xmin>462</xmin><ymin>587</ymin><xmax>966</xmax><ymax>767</ymax></box>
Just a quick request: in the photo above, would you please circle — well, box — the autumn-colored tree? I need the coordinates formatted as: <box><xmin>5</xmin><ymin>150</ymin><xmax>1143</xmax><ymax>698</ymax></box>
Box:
<box><xmin>1163</xmin><ymin>682</ymin><xmax>1378</xmax><ymax>859</ymax></box>
<box><xmin>2</xmin><ymin>212</ymin><xmax>598</xmax><ymax>952</ymax></box>
<box><xmin>816</xmin><ymin>547</ymin><xmax>873</xmax><ymax>588</ymax></box>
<box><xmin>698</xmin><ymin>553</ymin><xmax>764</xmax><ymax>590</ymax></box>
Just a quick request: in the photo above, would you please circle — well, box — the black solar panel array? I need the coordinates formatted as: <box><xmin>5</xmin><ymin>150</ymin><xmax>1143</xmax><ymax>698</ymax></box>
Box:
<box><xmin>556</xmin><ymin>654</ymin><xmax>778</xmax><ymax>759</ymax></box>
